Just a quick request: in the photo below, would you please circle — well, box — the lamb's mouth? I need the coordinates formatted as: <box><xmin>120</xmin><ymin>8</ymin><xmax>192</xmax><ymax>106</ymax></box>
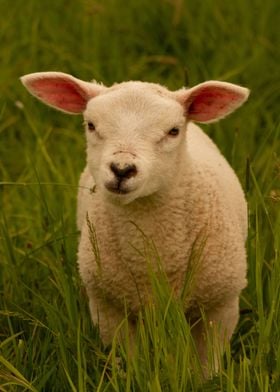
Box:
<box><xmin>105</xmin><ymin>181</ymin><xmax>134</xmax><ymax>195</ymax></box>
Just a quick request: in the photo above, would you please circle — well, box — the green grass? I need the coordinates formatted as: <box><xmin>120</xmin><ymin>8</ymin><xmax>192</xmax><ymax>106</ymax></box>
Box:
<box><xmin>0</xmin><ymin>0</ymin><xmax>279</xmax><ymax>390</ymax></box>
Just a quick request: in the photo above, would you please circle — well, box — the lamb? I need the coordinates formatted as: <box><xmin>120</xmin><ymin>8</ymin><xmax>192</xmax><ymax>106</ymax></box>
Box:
<box><xmin>21</xmin><ymin>72</ymin><xmax>249</xmax><ymax>373</ymax></box>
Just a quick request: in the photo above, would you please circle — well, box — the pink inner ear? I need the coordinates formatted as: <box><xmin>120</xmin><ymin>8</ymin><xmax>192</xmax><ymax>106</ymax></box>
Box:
<box><xmin>188</xmin><ymin>87</ymin><xmax>241</xmax><ymax>122</ymax></box>
<box><xmin>29</xmin><ymin>78</ymin><xmax>87</xmax><ymax>113</ymax></box>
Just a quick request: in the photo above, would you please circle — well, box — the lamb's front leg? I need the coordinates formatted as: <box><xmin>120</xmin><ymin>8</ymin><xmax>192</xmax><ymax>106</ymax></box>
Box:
<box><xmin>87</xmin><ymin>289</ymin><xmax>136</xmax><ymax>348</ymax></box>
<box><xmin>191</xmin><ymin>296</ymin><xmax>239</xmax><ymax>376</ymax></box>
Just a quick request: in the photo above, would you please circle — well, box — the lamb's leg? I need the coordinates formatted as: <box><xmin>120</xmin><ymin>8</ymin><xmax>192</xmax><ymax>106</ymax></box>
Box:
<box><xmin>191</xmin><ymin>296</ymin><xmax>239</xmax><ymax>376</ymax></box>
<box><xmin>88</xmin><ymin>291</ymin><xmax>136</xmax><ymax>348</ymax></box>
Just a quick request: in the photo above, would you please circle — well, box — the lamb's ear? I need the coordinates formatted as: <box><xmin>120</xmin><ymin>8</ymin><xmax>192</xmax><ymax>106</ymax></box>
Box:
<box><xmin>176</xmin><ymin>81</ymin><xmax>250</xmax><ymax>123</ymax></box>
<box><xmin>20</xmin><ymin>72</ymin><xmax>105</xmax><ymax>114</ymax></box>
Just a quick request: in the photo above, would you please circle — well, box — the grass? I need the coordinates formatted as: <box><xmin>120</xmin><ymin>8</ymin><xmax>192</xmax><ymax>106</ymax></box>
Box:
<box><xmin>0</xmin><ymin>0</ymin><xmax>279</xmax><ymax>390</ymax></box>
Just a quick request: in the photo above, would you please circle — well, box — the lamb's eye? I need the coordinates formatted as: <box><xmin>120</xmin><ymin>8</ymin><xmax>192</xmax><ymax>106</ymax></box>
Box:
<box><xmin>168</xmin><ymin>127</ymin><xmax>180</xmax><ymax>137</ymax></box>
<box><xmin>87</xmin><ymin>122</ymin><xmax>96</xmax><ymax>132</ymax></box>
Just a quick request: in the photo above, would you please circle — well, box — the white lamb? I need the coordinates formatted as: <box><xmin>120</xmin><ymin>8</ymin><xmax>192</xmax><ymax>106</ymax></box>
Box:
<box><xmin>21</xmin><ymin>72</ymin><xmax>249</xmax><ymax>372</ymax></box>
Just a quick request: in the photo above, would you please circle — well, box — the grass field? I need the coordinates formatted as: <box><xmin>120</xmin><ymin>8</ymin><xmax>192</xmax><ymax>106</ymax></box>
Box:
<box><xmin>0</xmin><ymin>0</ymin><xmax>279</xmax><ymax>390</ymax></box>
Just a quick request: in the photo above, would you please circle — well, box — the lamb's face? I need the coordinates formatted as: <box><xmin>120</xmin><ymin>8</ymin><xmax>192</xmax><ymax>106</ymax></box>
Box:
<box><xmin>84</xmin><ymin>82</ymin><xmax>187</xmax><ymax>204</ymax></box>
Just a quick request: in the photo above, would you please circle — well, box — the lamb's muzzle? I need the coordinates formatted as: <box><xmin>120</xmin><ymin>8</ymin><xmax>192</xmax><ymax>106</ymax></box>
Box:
<box><xmin>104</xmin><ymin>162</ymin><xmax>138</xmax><ymax>194</ymax></box>
<box><xmin>110</xmin><ymin>162</ymin><xmax>138</xmax><ymax>180</ymax></box>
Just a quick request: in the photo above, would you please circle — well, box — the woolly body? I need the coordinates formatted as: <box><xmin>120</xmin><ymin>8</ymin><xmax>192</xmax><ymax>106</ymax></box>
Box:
<box><xmin>77</xmin><ymin>123</ymin><xmax>247</xmax><ymax>312</ymax></box>
<box><xmin>21</xmin><ymin>72</ymin><xmax>249</xmax><ymax>369</ymax></box>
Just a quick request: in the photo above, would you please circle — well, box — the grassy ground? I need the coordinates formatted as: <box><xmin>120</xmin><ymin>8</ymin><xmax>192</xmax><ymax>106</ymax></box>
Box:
<box><xmin>0</xmin><ymin>0</ymin><xmax>279</xmax><ymax>390</ymax></box>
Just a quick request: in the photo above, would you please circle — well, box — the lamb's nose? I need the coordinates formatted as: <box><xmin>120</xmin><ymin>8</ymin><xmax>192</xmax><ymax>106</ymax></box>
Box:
<box><xmin>110</xmin><ymin>162</ymin><xmax>137</xmax><ymax>179</ymax></box>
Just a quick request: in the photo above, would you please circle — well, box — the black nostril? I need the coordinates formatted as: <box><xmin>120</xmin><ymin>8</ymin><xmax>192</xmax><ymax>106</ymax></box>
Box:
<box><xmin>110</xmin><ymin>162</ymin><xmax>137</xmax><ymax>179</ymax></box>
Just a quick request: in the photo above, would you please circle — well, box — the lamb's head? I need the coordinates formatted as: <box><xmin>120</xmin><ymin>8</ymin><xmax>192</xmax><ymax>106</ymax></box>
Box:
<box><xmin>21</xmin><ymin>72</ymin><xmax>249</xmax><ymax>204</ymax></box>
